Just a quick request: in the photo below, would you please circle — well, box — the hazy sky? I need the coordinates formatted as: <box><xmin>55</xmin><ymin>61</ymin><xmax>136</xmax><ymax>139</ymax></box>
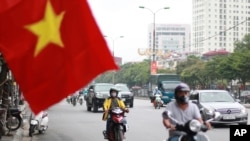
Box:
<box><xmin>87</xmin><ymin>0</ymin><xmax>192</xmax><ymax>63</ymax></box>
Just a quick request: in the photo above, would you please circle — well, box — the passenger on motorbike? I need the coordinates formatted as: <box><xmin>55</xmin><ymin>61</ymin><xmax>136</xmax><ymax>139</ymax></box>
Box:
<box><xmin>102</xmin><ymin>87</ymin><xmax>129</xmax><ymax>139</ymax></box>
<box><xmin>162</xmin><ymin>83</ymin><xmax>211</xmax><ymax>141</ymax></box>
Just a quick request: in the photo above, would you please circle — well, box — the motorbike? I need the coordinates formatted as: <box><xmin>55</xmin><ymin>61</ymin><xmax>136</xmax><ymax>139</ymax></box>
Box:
<box><xmin>78</xmin><ymin>95</ymin><xmax>84</xmax><ymax>105</ymax></box>
<box><xmin>71</xmin><ymin>95</ymin><xmax>78</xmax><ymax>106</ymax></box>
<box><xmin>29</xmin><ymin>111</ymin><xmax>49</xmax><ymax>137</ymax></box>
<box><xmin>154</xmin><ymin>94</ymin><xmax>163</xmax><ymax>109</ymax></box>
<box><xmin>162</xmin><ymin>110</ymin><xmax>221</xmax><ymax>141</ymax></box>
<box><xmin>6</xmin><ymin>107</ymin><xmax>22</xmax><ymax>131</ymax></box>
<box><xmin>66</xmin><ymin>96</ymin><xmax>71</xmax><ymax>104</ymax></box>
<box><xmin>103</xmin><ymin>107</ymin><xmax>129</xmax><ymax>141</ymax></box>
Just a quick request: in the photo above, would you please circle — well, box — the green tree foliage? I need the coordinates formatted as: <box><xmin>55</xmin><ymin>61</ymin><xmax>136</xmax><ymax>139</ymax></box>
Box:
<box><xmin>96</xmin><ymin>33</ymin><xmax>250</xmax><ymax>90</ymax></box>
<box><xmin>95</xmin><ymin>59</ymin><xmax>150</xmax><ymax>88</ymax></box>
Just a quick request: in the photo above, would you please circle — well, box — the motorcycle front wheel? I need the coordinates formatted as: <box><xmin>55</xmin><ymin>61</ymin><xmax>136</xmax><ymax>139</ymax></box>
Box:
<box><xmin>114</xmin><ymin>126</ymin><xmax>123</xmax><ymax>141</ymax></box>
<box><xmin>29</xmin><ymin>125</ymin><xmax>36</xmax><ymax>137</ymax></box>
<box><xmin>180</xmin><ymin>134</ymin><xmax>209</xmax><ymax>141</ymax></box>
<box><xmin>6</xmin><ymin>115</ymin><xmax>22</xmax><ymax>131</ymax></box>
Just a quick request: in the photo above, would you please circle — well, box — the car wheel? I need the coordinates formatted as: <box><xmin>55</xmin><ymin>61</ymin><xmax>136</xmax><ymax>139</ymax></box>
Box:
<box><xmin>129</xmin><ymin>102</ymin><xmax>133</xmax><ymax>108</ymax></box>
<box><xmin>86</xmin><ymin>101</ymin><xmax>91</xmax><ymax>111</ymax></box>
<box><xmin>87</xmin><ymin>106</ymin><xmax>91</xmax><ymax>111</ymax></box>
<box><xmin>93</xmin><ymin>102</ymin><xmax>98</xmax><ymax>113</ymax></box>
<box><xmin>129</xmin><ymin>99</ymin><xmax>134</xmax><ymax>108</ymax></box>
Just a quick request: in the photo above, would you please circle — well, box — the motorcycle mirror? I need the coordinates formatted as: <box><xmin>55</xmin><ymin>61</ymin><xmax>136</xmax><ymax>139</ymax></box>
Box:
<box><xmin>162</xmin><ymin>110</ymin><xmax>172</xmax><ymax>118</ymax></box>
<box><xmin>162</xmin><ymin>111</ymin><xmax>170</xmax><ymax>119</ymax></box>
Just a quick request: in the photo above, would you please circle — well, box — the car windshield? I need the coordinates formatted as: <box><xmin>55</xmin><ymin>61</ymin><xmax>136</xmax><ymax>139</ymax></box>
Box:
<box><xmin>162</xmin><ymin>81</ymin><xmax>180</xmax><ymax>91</ymax></box>
<box><xmin>95</xmin><ymin>84</ymin><xmax>114</xmax><ymax>92</ymax></box>
<box><xmin>115</xmin><ymin>85</ymin><xmax>130</xmax><ymax>92</ymax></box>
<box><xmin>200</xmin><ymin>91</ymin><xmax>235</xmax><ymax>102</ymax></box>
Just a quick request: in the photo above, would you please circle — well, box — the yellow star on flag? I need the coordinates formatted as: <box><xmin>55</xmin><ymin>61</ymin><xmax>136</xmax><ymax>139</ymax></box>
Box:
<box><xmin>25</xmin><ymin>0</ymin><xmax>65</xmax><ymax>57</ymax></box>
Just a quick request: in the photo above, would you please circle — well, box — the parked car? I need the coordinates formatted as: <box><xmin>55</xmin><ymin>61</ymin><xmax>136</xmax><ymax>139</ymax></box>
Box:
<box><xmin>115</xmin><ymin>83</ymin><xmax>134</xmax><ymax>108</ymax></box>
<box><xmin>85</xmin><ymin>83</ymin><xmax>115</xmax><ymax>112</ymax></box>
<box><xmin>190</xmin><ymin>90</ymin><xmax>248</xmax><ymax>125</ymax></box>
<box><xmin>239</xmin><ymin>90</ymin><xmax>250</xmax><ymax>104</ymax></box>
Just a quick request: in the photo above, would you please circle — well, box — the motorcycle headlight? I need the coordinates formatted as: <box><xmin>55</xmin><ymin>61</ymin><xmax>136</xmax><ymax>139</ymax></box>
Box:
<box><xmin>30</xmin><ymin>120</ymin><xmax>38</xmax><ymax>125</ymax></box>
<box><xmin>189</xmin><ymin>120</ymin><xmax>201</xmax><ymax>132</ymax></box>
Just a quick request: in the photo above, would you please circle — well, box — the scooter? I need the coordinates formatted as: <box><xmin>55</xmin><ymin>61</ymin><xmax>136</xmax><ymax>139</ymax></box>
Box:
<box><xmin>66</xmin><ymin>96</ymin><xmax>71</xmax><ymax>104</ymax></box>
<box><xmin>29</xmin><ymin>111</ymin><xmax>49</xmax><ymax>137</ymax></box>
<box><xmin>162</xmin><ymin>110</ymin><xmax>221</xmax><ymax>141</ymax></box>
<box><xmin>6</xmin><ymin>107</ymin><xmax>23</xmax><ymax>131</ymax></box>
<box><xmin>103</xmin><ymin>107</ymin><xmax>129</xmax><ymax>141</ymax></box>
<box><xmin>78</xmin><ymin>95</ymin><xmax>84</xmax><ymax>105</ymax></box>
<box><xmin>154</xmin><ymin>94</ymin><xmax>163</xmax><ymax>109</ymax></box>
<box><xmin>71</xmin><ymin>95</ymin><xmax>78</xmax><ymax>106</ymax></box>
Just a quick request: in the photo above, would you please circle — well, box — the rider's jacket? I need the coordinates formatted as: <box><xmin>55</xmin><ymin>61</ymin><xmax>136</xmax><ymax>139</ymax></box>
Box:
<box><xmin>103</xmin><ymin>97</ymin><xmax>126</xmax><ymax>111</ymax></box>
<box><xmin>102</xmin><ymin>97</ymin><xmax>126</xmax><ymax>121</ymax></box>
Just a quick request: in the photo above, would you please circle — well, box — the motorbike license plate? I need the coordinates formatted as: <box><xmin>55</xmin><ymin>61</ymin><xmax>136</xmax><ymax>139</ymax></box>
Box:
<box><xmin>122</xmin><ymin>98</ymin><xmax>126</xmax><ymax>101</ymax></box>
<box><xmin>223</xmin><ymin>114</ymin><xmax>235</xmax><ymax>120</ymax></box>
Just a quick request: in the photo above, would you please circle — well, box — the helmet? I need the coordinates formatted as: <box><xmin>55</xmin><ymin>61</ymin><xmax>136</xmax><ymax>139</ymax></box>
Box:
<box><xmin>174</xmin><ymin>83</ymin><xmax>190</xmax><ymax>104</ymax></box>
<box><xmin>109</xmin><ymin>87</ymin><xmax>120</xmax><ymax>96</ymax></box>
<box><xmin>174</xmin><ymin>83</ymin><xmax>190</xmax><ymax>95</ymax></box>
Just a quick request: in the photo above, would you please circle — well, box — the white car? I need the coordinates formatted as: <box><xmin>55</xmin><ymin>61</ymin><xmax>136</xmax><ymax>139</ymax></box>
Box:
<box><xmin>190</xmin><ymin>90</ymin><xmax>248</xmax><ymax>125</ymax></box>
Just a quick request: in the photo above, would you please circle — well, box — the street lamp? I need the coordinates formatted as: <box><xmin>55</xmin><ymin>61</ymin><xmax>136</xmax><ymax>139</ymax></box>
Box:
<box><xmin>139</xmin><ymin>6</ymin><xmax>170</xmax><ymax>65</ymax></box>
<box><xmin>104</xmin><ymin>35</ymin><xmax>124</xmax><ymax>84</ymax></box>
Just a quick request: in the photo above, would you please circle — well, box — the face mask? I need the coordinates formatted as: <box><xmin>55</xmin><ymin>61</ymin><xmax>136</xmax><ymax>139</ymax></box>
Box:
<box><xmin>111</xmin><ymin>92</ymin><xmax>117</xmax><ymax>97</ymax></box>
<box><xmin>176</xmin><ymin>95</ymin><xmax>189</xmax><ymax>104</ymax></box>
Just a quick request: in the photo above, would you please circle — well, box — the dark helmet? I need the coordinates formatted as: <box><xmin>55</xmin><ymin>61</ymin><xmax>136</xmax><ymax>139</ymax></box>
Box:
<box><xmin>174</xmin><ymin>83</ymin><xmax>190</xmax><ymax>95</ymax></box>
<box><xmin>109</xmin><ymin>87</ymin><xmax>120</xmax><ymax>96</ymax></box>
<box><xmin>174</xmin><ymin>83</ymin><xmax>190</xmax><ymax>104</ymax></box>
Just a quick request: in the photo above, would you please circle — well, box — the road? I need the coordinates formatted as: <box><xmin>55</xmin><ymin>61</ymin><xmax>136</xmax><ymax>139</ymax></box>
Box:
<box><xmin>32</xmin><ymin>98</ymin><xmax>250</xmax><ymax>141</ymax></box>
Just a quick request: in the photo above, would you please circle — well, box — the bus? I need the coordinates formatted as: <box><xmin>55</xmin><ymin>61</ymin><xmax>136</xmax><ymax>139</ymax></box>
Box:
<box><xmin>149</xmin><ymin>73</ymin><xmax>181</xmax><ymax>104</ymax></box>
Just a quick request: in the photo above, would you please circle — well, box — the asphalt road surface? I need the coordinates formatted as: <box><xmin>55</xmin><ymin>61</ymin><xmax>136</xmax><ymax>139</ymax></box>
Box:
<box><xmin>32</xmin><ymin>98</ymin><xmax>250</xmax><ymax>141</ymax></box>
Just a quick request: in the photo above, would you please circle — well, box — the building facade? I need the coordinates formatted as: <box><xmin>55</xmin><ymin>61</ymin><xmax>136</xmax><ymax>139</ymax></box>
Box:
<box><xmin>192</xmin><ymin>0</ymin><xmax>250</xmax><ymax>54</ymax></box>
<box><xmin>147</xmin><ymin>24</ymin><xmax>191</xmax><ymax>69</ymax></box>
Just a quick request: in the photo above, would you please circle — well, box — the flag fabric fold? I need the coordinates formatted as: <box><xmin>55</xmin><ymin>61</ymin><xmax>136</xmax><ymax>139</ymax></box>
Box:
<box><xmin>0</xmin><ymin>0</ymin><xmax>119</xmax><ymax>114</ymax></box>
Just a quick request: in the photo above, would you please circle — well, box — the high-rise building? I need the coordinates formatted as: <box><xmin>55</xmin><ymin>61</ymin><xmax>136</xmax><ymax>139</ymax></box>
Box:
<box><xmin>192</xmin><ymin>0</ymin><xmax>250</xmax><ymax>54</ymax></box>
<box><xmin>147</xmin><ymin>24</ymin><xmax>191</xmax><ymax>69</ymax></box>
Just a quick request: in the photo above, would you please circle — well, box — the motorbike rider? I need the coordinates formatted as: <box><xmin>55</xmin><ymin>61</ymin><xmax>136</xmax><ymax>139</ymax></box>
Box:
<box><xmin>152</xmin><ymin>87</ymin><xmax>162</xmax><ymax>106</ymax></box>
<box><xmin>162</xmin><ymin>83</ymin><xmax>211</xmax><ymax>141</ymax></box>
<box><xmin>70</xmin><ymin>90</ymin><xmax>79</xmax><ymax>103</ymax></box>
<box><xmin>153</xmin><ymin>86</ymin><xmax>162</xmax><ymax>95</ymax></box>
<box><xmin>102</xmin><ymin>87</ymin><xmax>129</xmax><ymax>139</ymax></box>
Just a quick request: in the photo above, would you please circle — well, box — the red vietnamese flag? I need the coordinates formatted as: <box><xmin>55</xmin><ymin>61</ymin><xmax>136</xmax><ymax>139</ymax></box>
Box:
<box><xmin>0</xmin><ymin>0</ymin><xmax>119</xmax><ymax>114</ymax></box>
